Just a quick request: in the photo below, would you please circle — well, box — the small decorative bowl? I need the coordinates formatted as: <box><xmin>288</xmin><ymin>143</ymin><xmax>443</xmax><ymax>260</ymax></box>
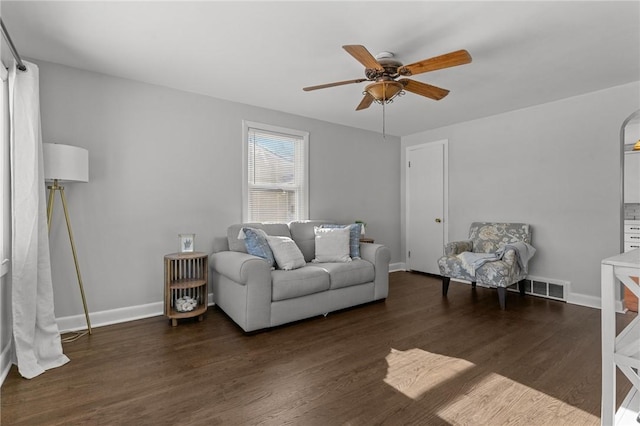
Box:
<box><xmin>175</xmin><ymin>296</ymin><xmax>198</xmax><ymax>312</ymax></box>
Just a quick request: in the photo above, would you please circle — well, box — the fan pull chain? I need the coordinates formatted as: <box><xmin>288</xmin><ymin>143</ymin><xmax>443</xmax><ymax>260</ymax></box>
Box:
<box><xmin>382</xmin><ymin>84</ymin><xmax>386</xmax><ymax>139</ymax></box>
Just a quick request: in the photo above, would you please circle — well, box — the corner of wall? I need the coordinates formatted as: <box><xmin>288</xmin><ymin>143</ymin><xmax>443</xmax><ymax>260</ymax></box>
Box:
<box><xmin>389</xmin><ymin>262</ymin><xmax>406</xmax><ymax>272</ymax></box>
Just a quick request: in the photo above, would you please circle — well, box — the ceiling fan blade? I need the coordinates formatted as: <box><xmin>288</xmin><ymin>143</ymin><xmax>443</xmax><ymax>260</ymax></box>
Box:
<box><xmin>356</xmin><ymin>92</ymin><xmax>375</xmax><ymax>111</ymax></box>
<box><xmin>303</xmin><ymin>78</ymin><xmax>367</xmax><ymax>91</ymax></box>
<box><xmin>399</xmin><ymin>49</ymin><xmax>472</xmax><ymax>76</ymax></box>
<box><xmin>343</xmin><ymin>45</ymin><xmax>383</xmax><ymax>70</ymax></box>
<box><xmin>399</xmin><ymin>79</ymin><xmax>450</xmax><ymax>100</ymax></box>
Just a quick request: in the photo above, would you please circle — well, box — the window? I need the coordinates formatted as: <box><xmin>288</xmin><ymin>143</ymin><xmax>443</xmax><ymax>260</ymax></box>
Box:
<box><xmin>243</xmin><ymin>121</ymin><xmax>308</xmax><ymax>223</ymax></box>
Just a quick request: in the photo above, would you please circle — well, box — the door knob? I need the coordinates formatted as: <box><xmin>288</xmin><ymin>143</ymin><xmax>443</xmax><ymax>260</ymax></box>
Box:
<box><xmin>435</xmin><ymin>218</ymin><xmax>442</xmax><ymax>223</ymax></box>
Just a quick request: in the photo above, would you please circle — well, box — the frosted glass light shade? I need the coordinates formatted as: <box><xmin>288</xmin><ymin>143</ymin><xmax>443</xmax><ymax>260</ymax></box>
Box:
<box><xmin>43</xmin><ymin>143</ymin><xmax>89</xmax><ymax>182</ymax></box>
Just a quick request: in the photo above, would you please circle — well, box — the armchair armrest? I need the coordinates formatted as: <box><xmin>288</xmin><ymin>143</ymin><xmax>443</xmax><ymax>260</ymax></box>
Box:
<box><xmin>445</xmin><ymin>240</ymin><xmax>473</xmax><ymax>256</ymax></box>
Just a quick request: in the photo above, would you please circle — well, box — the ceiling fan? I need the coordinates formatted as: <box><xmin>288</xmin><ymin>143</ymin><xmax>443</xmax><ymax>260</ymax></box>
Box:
<box><xmin>303</xmin><ymin>45</ymin><xmax>472</xmax><ymax>110</ymax></box>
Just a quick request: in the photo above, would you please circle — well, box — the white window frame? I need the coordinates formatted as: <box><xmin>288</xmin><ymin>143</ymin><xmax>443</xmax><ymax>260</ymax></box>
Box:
<box><xmin>242</xmin><ymin>120</ymin><xmax>309</xmax><ymax>223</ymax></box>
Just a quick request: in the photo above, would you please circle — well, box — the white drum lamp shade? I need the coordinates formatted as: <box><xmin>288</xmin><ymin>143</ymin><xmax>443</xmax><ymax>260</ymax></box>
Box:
<box><xmin>43</xmin><ymin>143</ymin><xmax>89</xmax><ymax>183</ymax></box>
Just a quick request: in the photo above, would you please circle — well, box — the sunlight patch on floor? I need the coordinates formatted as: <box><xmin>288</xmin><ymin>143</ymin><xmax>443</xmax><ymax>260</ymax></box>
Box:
<box><xmin>384</xmin><ymin>348</ymin><xmax>599</xmax><ymax>425</ymax></box>
<box><xmin>383</xmin><ymin>348</ymin><xmax>475</xmax><ymax>399</ymax></box>
<box><xmin>437</xmin><ymin>371</ymin><xmax>599</xmax><ymax>425</ymax></box>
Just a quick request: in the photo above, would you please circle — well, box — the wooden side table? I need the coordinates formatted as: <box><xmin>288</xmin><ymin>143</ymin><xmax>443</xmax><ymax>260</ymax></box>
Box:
<box><xmin>164</xmin><ymin>252</ymin><xmax>208</xmax><ymax>326</ymax></box>
<box><xmin>359</xmin><ymin>237</ymin><xmax>374</xmax><ymax>244</ymax></box>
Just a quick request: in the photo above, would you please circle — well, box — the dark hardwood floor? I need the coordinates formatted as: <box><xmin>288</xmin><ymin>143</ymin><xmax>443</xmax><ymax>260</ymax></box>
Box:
<box><xmin>2</xmin><ymin>272</ymin><xmax>635</xmax><ymax>425</ymax></box>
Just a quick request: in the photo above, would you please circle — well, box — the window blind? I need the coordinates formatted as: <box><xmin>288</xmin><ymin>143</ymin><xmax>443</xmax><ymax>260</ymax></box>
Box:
<box><xmin>246</xmin><ymin>126</ymin><xmax>307</xmax><ymax>223</ymax></box>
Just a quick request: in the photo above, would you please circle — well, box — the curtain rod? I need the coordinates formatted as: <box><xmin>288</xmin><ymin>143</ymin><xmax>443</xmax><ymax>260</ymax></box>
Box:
<box><xmin>1</xmin><ymin>18</ymin><xmax>27</xmax><ymax>71</ymax></box>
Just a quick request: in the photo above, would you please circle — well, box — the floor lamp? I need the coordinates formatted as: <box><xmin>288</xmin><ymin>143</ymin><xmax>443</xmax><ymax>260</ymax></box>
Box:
<box><xmin>43</xmin><ymin>143</ymin><xmax>92</xmax><ymax>335</ymax></box>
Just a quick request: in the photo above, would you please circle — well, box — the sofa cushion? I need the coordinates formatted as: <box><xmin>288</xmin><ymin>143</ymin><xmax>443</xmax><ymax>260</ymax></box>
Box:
<box><xmin>241</xmin><ymin>227</ymin><xmax>275</xmax><ymax>268</ymax></box>
<box><xmin>313</xmin><ymin>226</ymin><xmax>351</xmax><ymax>263</ymax></box>
<box><xmin>227</xmin><ymin>223</ymin><xmax>292</xmax><ymax>253</ymax></box>
<box><xmin>228</xmin><ymin>223</ymin><xmax>261</xmax><ymax>252</ymax></box>
<box><xmin>289</xmin><ymin>220</ymin><xmax>335</xmax><ymax>262</ymax></box>
<box><xmin>262</xmin><ymin>223</ymin><xmax>293</xmax><ymax>238</ymax></box>
<box><xmin>320</xmin><ymin>223</ymin><xmax>362</xmax><ymax>259</ymax></box>
<box><xmin>312</xmin><ymin>259</ymin><xmax>375</xmax><ymax>290</ymax></box>
<box><xmin>271</xmin><ymin>266</ymin><xmax>330</xmax><ymax>301</ymax></box>
<box><xmin>267</xmin><ymin>236</ymin><xmax>306</xmax><ymax>270</ymax></box>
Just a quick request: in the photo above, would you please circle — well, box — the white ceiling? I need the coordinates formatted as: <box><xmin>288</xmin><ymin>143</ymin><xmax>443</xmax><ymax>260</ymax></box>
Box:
<box><xmin>2</xmin><ymin>1</ymin><xmax>639</xmax><ymax>137</ymax></box>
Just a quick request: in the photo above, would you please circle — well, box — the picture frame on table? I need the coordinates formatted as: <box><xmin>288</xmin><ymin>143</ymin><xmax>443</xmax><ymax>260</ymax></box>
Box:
<box><xmin>179</xmin><ymin>233</ymin><xmax>195</xmax><ymax>252</ymax></box>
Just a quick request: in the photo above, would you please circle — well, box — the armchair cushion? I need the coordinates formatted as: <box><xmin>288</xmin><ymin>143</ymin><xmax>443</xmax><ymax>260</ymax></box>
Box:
<box><xmin>469</xmin><ymin>222</ymin><xmax>531</xmax><ymax>253</ymax></box>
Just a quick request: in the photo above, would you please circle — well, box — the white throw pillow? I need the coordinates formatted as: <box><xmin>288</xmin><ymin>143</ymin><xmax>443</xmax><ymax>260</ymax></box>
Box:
<box><xmin>266</xmin><ymin>236</ymin><xmax>306</xmax><ymax>270</ymax></box>
<box><xmin>313</xmin><ymin>226</ymin><xmax>351</xmax><ymax>263</ymax></box>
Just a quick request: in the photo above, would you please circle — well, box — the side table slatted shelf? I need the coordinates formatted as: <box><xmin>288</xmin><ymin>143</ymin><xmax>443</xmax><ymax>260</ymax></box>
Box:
<box><xmin>164</xmin><ymin>252</ymin><xmax>209</xmax><ymax>326</ymax></box>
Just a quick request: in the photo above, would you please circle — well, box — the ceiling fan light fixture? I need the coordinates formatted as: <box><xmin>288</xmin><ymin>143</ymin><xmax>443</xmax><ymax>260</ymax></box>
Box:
<box><xmin>365</xmin><ymin>81</ymin><xmax>404</xmax><ymax>103</ymax></box>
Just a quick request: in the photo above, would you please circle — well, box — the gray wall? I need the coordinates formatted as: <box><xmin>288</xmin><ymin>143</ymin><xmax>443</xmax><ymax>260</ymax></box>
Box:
<box><xmin>401</xmin><ymin>81</ymin><xmax>640</xmax><ymax>304</ymax></box>
<box><xmin>37</xmin><ymin>60</ymin><xmax>401</xmax><ymax>319</ymax></box>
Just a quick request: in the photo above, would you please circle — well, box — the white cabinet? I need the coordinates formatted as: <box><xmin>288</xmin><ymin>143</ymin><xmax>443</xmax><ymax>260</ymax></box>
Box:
<box><xmin>624</xmin><ymin>220</ymin><xmax>640</xmax><ymax>253</ymax></box>
<box><xmin>624</xmin><ymin>152</ymin><xmax>640</xmax><ymax>204</ymax></box>
<box><xmin>601</xmin><ymin>250</ymin><xmax>640</xmax><ymax>425</ymax></box>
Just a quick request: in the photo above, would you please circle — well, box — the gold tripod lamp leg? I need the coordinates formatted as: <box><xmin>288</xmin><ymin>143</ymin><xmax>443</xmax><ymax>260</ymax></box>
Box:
<box><xmin>47</xmin><ymin>180</ymin><xmax>92</xmax><ymax>335</ymax></box>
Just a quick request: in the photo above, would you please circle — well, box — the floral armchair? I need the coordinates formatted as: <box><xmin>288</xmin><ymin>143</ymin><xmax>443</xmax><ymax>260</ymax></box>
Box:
<box><xmin>437</xmin><ymin>222</ymin><xmax>535</xmax><ymax>309</ymax></box>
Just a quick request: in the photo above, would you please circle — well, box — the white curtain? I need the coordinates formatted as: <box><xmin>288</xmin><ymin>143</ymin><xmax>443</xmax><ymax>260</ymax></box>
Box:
<box><xmin>8</xmin><ymin>60</ymin><xmax>69</xmax><ymax>379</ymax></box>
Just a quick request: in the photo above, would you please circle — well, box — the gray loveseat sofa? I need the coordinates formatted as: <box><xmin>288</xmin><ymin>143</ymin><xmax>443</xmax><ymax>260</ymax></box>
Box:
<box><xmin>210</xmin><ymin>220</ymin><xmax>391</xmax><ymax>332</ymax></box>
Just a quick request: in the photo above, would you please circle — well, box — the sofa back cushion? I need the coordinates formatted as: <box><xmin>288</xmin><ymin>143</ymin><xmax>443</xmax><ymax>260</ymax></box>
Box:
<box><xmin>468</xmin><ymin>222</ymin><xmax>531</xmax><ymax>253</ymax></box>
<box><xmin>289</xmin><ymin>220</ymin><xmax>335</xmax><ymax>262</ymax></box>
<box><xmin>227</xmin><ymin>223</ymin><xmax>292</xmax><ymax>253</ymax></box>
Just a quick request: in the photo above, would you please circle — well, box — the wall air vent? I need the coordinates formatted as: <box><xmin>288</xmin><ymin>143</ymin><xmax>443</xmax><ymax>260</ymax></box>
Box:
<box><xmin>508</xmin><ymin>275</ymin><xmax>569</xmax><ymax>302</ymax></box>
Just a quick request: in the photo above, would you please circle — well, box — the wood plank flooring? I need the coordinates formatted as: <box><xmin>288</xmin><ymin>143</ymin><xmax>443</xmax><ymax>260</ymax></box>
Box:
<box><xmin>1</xmin><ymin>272</ymin><xmax>635</xmax><ymax>425</ymax></box>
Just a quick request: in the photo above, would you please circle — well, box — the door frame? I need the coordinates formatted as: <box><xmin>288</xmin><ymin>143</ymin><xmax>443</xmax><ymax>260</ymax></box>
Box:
<box><xmin>405</xmin><ymin>139</ymin><xmax>449</xmax><ymax>271</ymax></box>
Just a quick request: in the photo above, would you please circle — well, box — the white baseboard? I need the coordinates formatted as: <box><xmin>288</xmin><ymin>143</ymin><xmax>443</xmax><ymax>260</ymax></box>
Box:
<box><xmin>1</xmin><ymin>340</ymin><xmax>13</xmax><ymax>387</ymax></box>
<box><xmin>567</xmin><ymin>291</ymin><xmax>625</xmax><ymax>313</ymax></box>
<box><xmin>452</xmin><ymin>278</ymin><xmax>624</xmax><ymax>312</ymax></box>
<box><xmin>56</xmin><ymin>293</ymin><xmax>216</xmax><ymax>333</ymax></box>
<box><xmin>53</xmin><ymin>279</ymin><xmax>625</xmax><ymax>333</ymax></box>
<box><xmin>389</xmin><ymin>262</ymin><xmax>406</xmax><ymax>272</ymax></box>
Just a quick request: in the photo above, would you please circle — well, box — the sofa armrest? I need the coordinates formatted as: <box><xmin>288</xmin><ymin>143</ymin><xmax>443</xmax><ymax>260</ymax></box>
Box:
<box><xmin>210</xmin><ymin>250</ymin><xmax>273</xmax><ymax>332</ymax></box>
<box><xmin>210</xmin><ymin>251</ymin><xmax>271</xmax><ymax>285</ymax></box>
<box><xmin>359</xmin><ymin>243</ymin><xmax>391</xmax><ymax>300</ymax></box>
<box><xmin>444</xmin><ymin>240</ymin><xmax>473</xmax><ymax>256</ymax></box>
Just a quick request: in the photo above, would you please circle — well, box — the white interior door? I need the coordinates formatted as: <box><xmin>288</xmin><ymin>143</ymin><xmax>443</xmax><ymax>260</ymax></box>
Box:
<box><xmin>406</xmin><ymin>141</ymin><xmax>447</xmax><ymax>274</ymax></box>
